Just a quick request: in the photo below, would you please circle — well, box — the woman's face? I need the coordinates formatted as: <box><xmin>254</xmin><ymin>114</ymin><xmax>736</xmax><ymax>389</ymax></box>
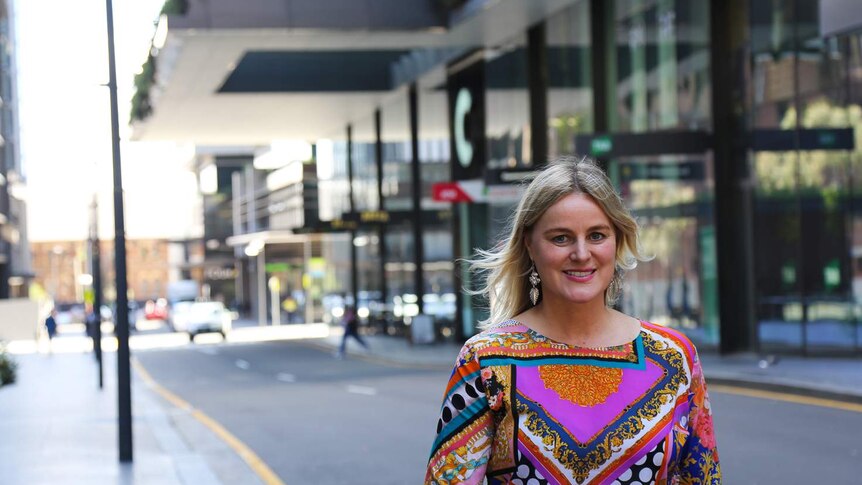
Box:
<box><xmin>525</xmin><ymin>192</ymin><xmax>617</xmax><ymax>308</ymax></box>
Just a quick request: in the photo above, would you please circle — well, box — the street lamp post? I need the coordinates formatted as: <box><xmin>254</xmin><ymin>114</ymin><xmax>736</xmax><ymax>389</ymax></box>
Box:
<box><xmin>104</xmin><ymin>0</ymin><xmax>132</xmax><ymax>463</ymax></box>
<box><xmin>89</xmin><ymin>195</ymin><xmax>103</xmax><ymax>390</ymax></box>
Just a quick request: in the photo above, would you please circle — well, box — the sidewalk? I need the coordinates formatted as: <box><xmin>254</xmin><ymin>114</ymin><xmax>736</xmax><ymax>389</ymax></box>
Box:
<box><xmin>0</xmin><ymin>349</ymin><xmax>263</xmax><ymax>485</ymax></box>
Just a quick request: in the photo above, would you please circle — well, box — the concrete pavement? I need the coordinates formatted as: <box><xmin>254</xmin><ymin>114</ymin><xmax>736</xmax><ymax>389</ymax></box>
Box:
<box><xmin>0</xmin><ymin>349</ymin><xmax>264</xmax><ymax>485</ymax></box>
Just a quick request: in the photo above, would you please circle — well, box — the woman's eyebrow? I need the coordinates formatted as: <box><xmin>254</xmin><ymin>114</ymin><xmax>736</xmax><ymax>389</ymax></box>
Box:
<box><xmin>542</xmin><ymin>224</ymin><xmax>611</xmax><ymax>234</ymax></box>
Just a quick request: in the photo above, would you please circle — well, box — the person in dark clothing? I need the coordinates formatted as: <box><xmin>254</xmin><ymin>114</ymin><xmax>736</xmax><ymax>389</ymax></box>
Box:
<box><xmin>45</xmin><ymin>309</ymin><xmax>58</xmax><ymax>340</ymax></box>
<box><xmin>336</xmin><ymin>304</ymin><xmax>368</xmax><ymax>358</ymax></box>
<box><xmin>84</xmin><ymin>304</ymin><xmax>100</xmax><ymax>359</ymax></box>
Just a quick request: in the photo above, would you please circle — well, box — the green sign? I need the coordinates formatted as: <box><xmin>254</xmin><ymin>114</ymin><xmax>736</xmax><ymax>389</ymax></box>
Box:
<box><xmin>265</xmin><ymin>262</ymin><xmax>290</xmax><ymax>273</ymax></box>
<box><xmin>823</xmin><ymin>259</ymin><xmax>841</xmax><ymax>291</ymax></box>
<box><xmin>591</xmin><ymin>136</ymin><xmax>613</xmax><ymax>156</ymax></box>
<box><xmin>781</xmin><ymin>262</ymin><xmax>796</xmax><ymax>288</ymax></box>
<box><xmin>818</xmin><ymin>131</ymin><xmax>836</xmax><ymax>147</ymax></box>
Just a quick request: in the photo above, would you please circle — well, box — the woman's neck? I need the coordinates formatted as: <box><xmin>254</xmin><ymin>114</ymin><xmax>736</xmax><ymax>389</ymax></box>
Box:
<box><xmin>520</xmin><ymin>296</ymin><xmax>636</xmax><ymax>348</ymax></box>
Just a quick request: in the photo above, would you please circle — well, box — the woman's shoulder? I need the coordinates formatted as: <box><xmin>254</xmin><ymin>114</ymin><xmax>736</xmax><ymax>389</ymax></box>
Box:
<box><xmin>638</xmin><ymin>320</ymin><xmax>701</xmax><ymax>365</ymax></box>
<box><xmin>465</xmin><ymin>319</ymin><xmax>528</xmax><ymax>343</ymax></box>
<box><xmin>455</xmin><ymin>319</ymin><xmax>530</xmax><ymax>361</ymax></box>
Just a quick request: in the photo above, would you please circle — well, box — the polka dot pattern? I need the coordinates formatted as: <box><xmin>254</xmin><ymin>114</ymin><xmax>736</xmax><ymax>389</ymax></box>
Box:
<box><xmin>510</xmin><ymin>451</ymin><xmax>548</xmax><ymax>485</ymax></box>
<box><xmin>612</xmin><ymin>441</ymin><xmax>664</xmax><ymax>485</ymax></box>
<box><xmin>435</xmin><ymin>379</ymin><xmax>486</xmax><ymax>436</ymax></box>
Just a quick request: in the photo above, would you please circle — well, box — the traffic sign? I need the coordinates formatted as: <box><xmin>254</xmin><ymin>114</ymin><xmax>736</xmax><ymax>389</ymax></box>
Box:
<box><xmin>431</xmin><ymin>180</ymin><xmax>486</xmax><ymax>202</ymax></box>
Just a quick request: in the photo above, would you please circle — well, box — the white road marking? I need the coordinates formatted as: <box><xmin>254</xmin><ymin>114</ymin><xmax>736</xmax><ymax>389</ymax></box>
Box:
<box><xmin>276</xmin><ymin>373</ymin><xmax>296</xmax><ymax>383</ymax></box>
<box><xmin>346</xmin><ymin>385</ymin><xmax>377</xmax><ymax>396</ymax></box>
<box><xmin>235</xmin><ymin>359</ymin><xmax>250</xmax><ymax>370</ymax></box>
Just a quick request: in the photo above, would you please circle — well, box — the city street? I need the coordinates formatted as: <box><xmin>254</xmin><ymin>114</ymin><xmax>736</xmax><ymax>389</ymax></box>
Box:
<box><xmin>136</xmin><ymin>339</ymin><xmax>862</xmax><ymax>484</ymax></box>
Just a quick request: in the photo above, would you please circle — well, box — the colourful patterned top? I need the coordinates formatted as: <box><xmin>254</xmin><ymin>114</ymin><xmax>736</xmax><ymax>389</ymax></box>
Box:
<box><xmin>425</xmin><ymin>320</ymin><xmax>720</xmax><ymax>484</ymax></box>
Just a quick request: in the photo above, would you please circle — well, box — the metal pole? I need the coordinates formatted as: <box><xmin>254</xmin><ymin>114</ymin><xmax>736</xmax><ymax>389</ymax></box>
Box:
<box><xmin>408</xmin><ymin>84</ymin><xmax>425</xmax><ymax>315</ymax></box>
<box><xmin>257</xmin><ymin>248</ymin><xmax>267</xmax><ymax>326</ymax></box>
<box><xmin>304</xmin><ymin>239</ymin><xmax>312</xmax><ymax>323</ymax></box>
<box><xmin>105</xmin><ymin>0</ymin><xmax>132</xmax><ymax>462</ymax></box>
<box><xmin>90</xmin><ymin>195</ymin><xmax>103</xmax><ymax>389</ymax></box>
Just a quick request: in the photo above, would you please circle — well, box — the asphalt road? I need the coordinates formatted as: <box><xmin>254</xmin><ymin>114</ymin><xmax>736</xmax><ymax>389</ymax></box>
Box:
<box><xmin>136</xmin><ymin>340</ymin><xmax>862</xmax><ymax>484</ymax></box>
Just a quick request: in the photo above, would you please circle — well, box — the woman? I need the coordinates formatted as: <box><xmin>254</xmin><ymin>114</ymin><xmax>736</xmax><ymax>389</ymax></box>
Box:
<box><xmin>425</xmin><ymin>157</ymin><xmax>720</xmax><ymax>484</ymax></box>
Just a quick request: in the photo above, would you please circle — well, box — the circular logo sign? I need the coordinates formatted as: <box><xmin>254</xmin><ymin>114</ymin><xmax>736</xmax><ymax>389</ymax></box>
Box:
<box><xmin>454</xmin><ymin>87</ymin><xmax>474</xmax><ymax>168</ymax></box>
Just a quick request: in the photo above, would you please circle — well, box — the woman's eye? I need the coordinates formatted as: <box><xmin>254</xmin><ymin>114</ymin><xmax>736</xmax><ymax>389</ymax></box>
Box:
<box><xmin>589</xmin><ymin>232</ymin><xmax>606</xmax><ymax>241</ymax></box>
<box><xmin>551</xmin><ymin>235</ymin><xmax>568</xmax><ymax>244</ymax></box>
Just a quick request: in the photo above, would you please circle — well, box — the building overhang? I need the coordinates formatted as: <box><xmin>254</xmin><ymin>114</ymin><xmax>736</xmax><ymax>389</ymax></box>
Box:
<box><xmin>130</xmin><ymin>0</ymin><xmax>579</xmax><ymax>146</ymax></box>
<box><xmin>226</xmin><ymin>230</ymin><xmax>328</xmax><ymax>248</ymax></box>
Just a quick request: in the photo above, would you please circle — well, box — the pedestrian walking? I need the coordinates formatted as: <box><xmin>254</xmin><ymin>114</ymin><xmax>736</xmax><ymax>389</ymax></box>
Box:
<box><xmin>44</xmin><ymin>309</ymin><xmax>58</xmax><ymax>352</ymax></box>
<box><xmin>336</xmin><ymin>303</ymin><xmax>368</xmax><ymax>358</ymax></box>
<box><xmin>425</xmin><ymin>157</ymin><xmax>720</xmax><ymax>484</ymax></box>
<box><xmin>84</xmin><ymin>304</ymin><xmax>100</xmax><ymax>358</ymax></box>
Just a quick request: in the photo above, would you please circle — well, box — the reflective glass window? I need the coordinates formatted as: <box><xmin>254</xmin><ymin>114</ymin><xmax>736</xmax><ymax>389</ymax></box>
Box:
<box><xmin>614</xmin><ymin>0</ymin><xmax>711</xmax><ymax>132</ymax></box>
<box><xmin>351</xmin><ymin>116</ymin><xmax>379</xmax><ymax>212</ymax></box>
<box><xmin>486</xmin><ymin>34</ymin><xmax>532</xmax><ymax>169</ymax></box>
<box><xmin>547</xmin><ymin>0</ymin><xmax>593</xmax><ymax>157</ymax></box>
<box><xmin>381</xmin><ymin>90</ymin><xmax>413</xmax><ymax>212</ymax></box>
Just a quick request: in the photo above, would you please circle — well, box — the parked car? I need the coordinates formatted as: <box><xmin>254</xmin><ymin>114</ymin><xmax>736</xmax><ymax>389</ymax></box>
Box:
<box><xmin>171</xmin><ymin>301</ymin><xmax>232</xmax><ymax>339</ymax></box>
<box><xmin>144</xmin><ymin>298</ymin><xmax>169</xmax><ymax>320</ymax></box>
<box><xmin>167</xmin><ymin>301</ymin><xmax>194</xmax><ymax>332</ymax></box>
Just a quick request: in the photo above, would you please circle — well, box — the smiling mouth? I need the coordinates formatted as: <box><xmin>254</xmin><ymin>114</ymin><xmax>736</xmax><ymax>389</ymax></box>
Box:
<box><xmin>563</xmin><ymin>269</ymin><xmax>596</xmax><ymax>277</ymax></box>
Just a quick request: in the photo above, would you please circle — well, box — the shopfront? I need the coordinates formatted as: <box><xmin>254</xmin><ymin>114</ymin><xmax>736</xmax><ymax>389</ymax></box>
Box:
<box><xmin>228</xmin><ymin>0</ymin><xmax>862</xmax><ymax>354</ymax></box>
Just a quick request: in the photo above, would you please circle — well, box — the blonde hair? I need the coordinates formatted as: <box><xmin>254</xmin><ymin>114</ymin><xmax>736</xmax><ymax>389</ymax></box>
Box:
<box><xmin>468</xmin><ymin>156</ymin><xmax>650</xmax><ymax>328</ymax></box>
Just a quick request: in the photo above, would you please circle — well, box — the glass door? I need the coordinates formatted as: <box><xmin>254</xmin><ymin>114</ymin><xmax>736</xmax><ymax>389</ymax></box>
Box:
<box><xmin>611</xmin><ymin>153</ymin><xmax>719</xmax><ymax>346</ymax></box>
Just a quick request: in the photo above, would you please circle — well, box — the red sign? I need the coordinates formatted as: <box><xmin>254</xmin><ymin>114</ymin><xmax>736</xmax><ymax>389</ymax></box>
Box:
<box><xmin>432</xmin><ymin>182</ymin><xmax>472</xmax><ymax>202</ymax></box>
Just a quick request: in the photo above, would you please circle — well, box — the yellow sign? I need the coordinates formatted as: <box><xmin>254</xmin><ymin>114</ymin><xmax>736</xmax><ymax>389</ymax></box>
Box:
<box><xmin>360</xmin><ymin>211</ymin><xmax>389</xmax><ymax>223</ymax></box>
<box><xmin>267</xmin><ymin>276</ymin><xmax>280</xmax><ymax>293</ymax></box>
<box><xmin>332</xmin><ymin>219</ymin><xmax>358</xmax><ymax>230</ymax></box>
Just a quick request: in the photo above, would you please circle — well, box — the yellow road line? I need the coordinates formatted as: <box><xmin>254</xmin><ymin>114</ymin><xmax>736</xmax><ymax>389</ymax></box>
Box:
<box><xmin>133</xmin><ymin>359</ymin><xmax>286</xmax><ymax>485</ymax></box>
<box><xmin>711</xmin><ymin>384</ymin><xmax>862</xmax><ymax>413</ymax></box>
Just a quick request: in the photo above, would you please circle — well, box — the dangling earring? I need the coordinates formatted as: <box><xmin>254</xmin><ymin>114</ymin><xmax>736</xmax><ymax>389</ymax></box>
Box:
<box><xmin>529</xmin><ymin>263</ymin><xmax>541</xmax><ymax>305</ymax></box>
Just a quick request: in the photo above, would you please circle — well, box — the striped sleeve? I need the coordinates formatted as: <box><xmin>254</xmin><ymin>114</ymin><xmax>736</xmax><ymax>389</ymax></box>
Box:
<box><xmin>678</xmin><ymin>351</ymin><xmax>721</xmax><ymax>484</ymax></box>
<box><xmin>425</xmin><ymin>346</ymin><xmax>493</xmax><ymax>484</ymax></box>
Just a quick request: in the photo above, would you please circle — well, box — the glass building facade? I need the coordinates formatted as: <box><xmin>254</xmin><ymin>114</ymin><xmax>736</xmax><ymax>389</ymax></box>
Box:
<box><xmin>231</xmin><ymin>0</ymin><xmax>862</xmax><ymax>355</ymax></box>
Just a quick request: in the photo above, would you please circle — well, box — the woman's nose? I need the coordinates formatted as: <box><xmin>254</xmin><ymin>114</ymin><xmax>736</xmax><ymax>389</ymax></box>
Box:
<box><xmin>570</xmin><ymin>241</ymin><xmax>588</xmax><ymax>260</ymax></box>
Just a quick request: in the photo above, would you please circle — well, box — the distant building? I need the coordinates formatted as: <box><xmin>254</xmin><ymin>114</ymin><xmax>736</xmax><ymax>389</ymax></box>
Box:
<box><xmin>31</xmin><ymin>239</ymin><xmax>172</xmax><ymax>304</ymax></box>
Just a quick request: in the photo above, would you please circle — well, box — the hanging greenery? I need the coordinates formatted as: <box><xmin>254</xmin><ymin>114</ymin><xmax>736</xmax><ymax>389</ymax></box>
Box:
<box><xmin>130</xmin><ymin>53</ymin><xmax>156</xmax><ymax>123</ymax></box>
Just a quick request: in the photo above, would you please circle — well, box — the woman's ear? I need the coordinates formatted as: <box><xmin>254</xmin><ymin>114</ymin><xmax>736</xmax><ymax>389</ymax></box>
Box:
<box><xmin>524</xmin><ymin>233</ymin><xmax>533</xmax><ymax>261</ymax></box>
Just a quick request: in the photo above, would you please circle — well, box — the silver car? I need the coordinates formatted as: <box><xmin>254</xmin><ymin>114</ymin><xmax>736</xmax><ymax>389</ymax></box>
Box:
<box><xmin>172</xmin><ymin>301</ymin><xmax>232</xmax><ymax>339</ymax></box>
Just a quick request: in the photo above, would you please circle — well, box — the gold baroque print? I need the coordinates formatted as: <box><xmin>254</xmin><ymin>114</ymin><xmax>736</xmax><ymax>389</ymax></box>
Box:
<box><xmin>515</xmin><ymin>337</ymin><xmax>687</xmax><ymax>484</ymax></box>
<box><xmin>642</xmin><ymin>332</ymin><xmax>689</xmax><ymax>392</ymax></box>
<box><xmin>538</xmin><ymin>364</ymin><xmax>623</xmax><ymax>407</ymax></box>
<box><xmin>488</xmin><ymin>365</ymin><xmax>516</xmax><ymax>470</ymax></box>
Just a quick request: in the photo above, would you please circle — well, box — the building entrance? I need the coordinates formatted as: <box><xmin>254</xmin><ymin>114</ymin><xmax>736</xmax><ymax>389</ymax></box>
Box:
<box><xmin>610</xmin><ymin>154</ymin><xmax>719</xmax><ymax>347</ymax></box>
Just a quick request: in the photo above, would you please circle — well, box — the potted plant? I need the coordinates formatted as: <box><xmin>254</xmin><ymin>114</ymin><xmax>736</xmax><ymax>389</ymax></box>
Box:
<box><xmin>0</xmin><ymin>342</ymin><xmax>17</xmax><ymax>386</ymax></box>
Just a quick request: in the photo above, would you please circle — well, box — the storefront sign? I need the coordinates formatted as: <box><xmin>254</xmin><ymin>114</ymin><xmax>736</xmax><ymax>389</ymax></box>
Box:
<box><xmin>204</xmin><ymin>266</ymin><xmax>236</xmax><ymax>280</ymax></box>
<box><xmin>360</xmin><ymin>211</ymin><xmax>389</xmax><ymax>223</ymax></box>
<box><xmin>591</xmin><ymin>136</ymin><xmax>613</xmax><ymax>156</ymax></box>
<box><xmin>432</xmin><ymin>180</ymin><xmax>486</xmax><ymax>202</ymax></box>
<box><xmin>448</xmin><ymin>52</ymin><xmax>486</xmax><ymax>180</ymax></box>
<box><xmin>432</xmin><ymin>182</ymin><xmax>473</xmax><ymax>202</ymax></box>
<box><xmin>265</xmin><ymin>262</ymin><xmax>290</xmax><ymax>273</ymax></box>
<box><xmin>619</xmin><ymin>160</ymin><xmax>704</xmax><ymax>181</ymax></box>
<box><xmin>751</xmin><ymin>128</ymin><xmax>854</xmax><ymax>151</ymax></box>
<box><xmin>453</xmin><ymin>87</ymin><xmax>474</xmax><ymax>168</ymax></box>
<box><xmin>574</xmin><ymin>131</ymin><xmax>711</xmax><ymax>158</ymax></box>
